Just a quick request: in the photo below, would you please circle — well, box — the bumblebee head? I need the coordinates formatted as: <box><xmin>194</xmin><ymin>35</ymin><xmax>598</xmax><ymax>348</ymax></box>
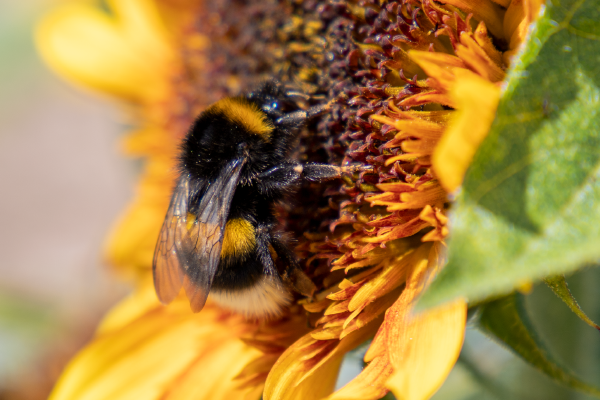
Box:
<box><xmin>247</xmin><ymin>80</ymin><xmax>299</xmax><ymax>118</ymax></box>
<box><xmin>180</xmin><ymin>81</ymin><xmax>315</xmax><ymax>181</ymax></box>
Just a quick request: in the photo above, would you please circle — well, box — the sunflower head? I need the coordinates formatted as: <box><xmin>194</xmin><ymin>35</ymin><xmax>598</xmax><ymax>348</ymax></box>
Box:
<box><xmin>36</xmin><ymin>0</ymin><xmax>544</xmax><ymax>399</ymax></box>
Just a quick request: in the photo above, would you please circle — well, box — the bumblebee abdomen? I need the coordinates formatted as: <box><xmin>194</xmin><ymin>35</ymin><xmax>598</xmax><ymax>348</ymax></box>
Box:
<box><xmin>210</xmin><ymin>217</ymin><xmax>294</xmax><ymax>319</ymax></box>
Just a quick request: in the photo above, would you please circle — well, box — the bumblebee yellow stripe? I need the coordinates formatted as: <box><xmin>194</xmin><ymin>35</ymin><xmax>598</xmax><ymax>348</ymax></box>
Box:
<box><xmin>220</xmin><ymin>218</ymin><xmax>256</xmax><ymax>258</ymax></box>
<box><xmin>208</xmin><ymin>97</ymin><xmax>274</xmax><ymax>140</ymax></box>
<box><xmin>186</xmin><ymin>215</ymin><xmax>256</xmax><ymax>259</ymax></box>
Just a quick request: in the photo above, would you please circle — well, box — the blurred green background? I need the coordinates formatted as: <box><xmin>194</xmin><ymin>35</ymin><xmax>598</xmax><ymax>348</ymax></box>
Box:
<box><xmin>1</xmin><ymin>1</ymin><xmax>600</xmax><ymax>400</ymax></box>
<box><xmin>431</xmin><ymin>269</ymin><xmax>600</xmax><ymax>400</ymax></box>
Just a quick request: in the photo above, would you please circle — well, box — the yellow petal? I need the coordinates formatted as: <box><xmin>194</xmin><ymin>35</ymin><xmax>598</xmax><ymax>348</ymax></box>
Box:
<box><xmin>107</xmin><ymin>0</ymin><xmax>173</xmax><ymax>60</ymax></box>
<box><xmin>432</xmin><ymin>70</ymin><xmax>501</xmax><ymax>192</ymax></box>
<box><xmin>380</xmin><ymin>244</ymin><xmax>466</xmax><ymax>400</ymax></box>
<box><xmin>393</xmin><ymin>119</ymin><xmax>445</xmax><ymax>141</ymax></box>
<box><xmin>331</xmin><ymin>243</ymin><xmax>462</xmax><ymax>400</ymax></box>
<box><xmin>104</xmin><ymin>197</ymin><xmax>164</xmax><ymax>275</ymax></box>
<box><xmin>436</xmin><ymin>0</ymin><xmax>505</xmax><ymax>39</ymax></box>
<box><xmin>456</xmin><ymin>32</ymin><xmax>505</xmax><ymax>83</ymax></box>
<box><xmin>407</xmin><ymin>51</ymin><xmax>464</xmax><ymax>93</ymax></box>
<box><xmin>263</xmin><ymin>335</ymin><xmax>340</xmax><ymax>400</ymax></box>
<box><xmin>264</xmin><ymin>317</ymin><xmax>382</xmax><ymax>400</ymax></box>
<box><xmin>385</xmin><ymin>300</ymin><xmax>467</xmax><ymax>400</ymax></box>
<box><xmin>161</xmin><ymin>340</ymin><xmax>263</xmax><ymax>400</ymax></box>
<box><xmin>122</xmin><ymin>127</ymin><xmax>178</xmax><ymax>157</ymax></box>
<box><xmin>394</xmin><ymin>184</ymin><xmax>447</xmax><ymax>211</ymax></box>
<box><xmin>348</xmin><ymin>244</ymin><xmax>431</xmax><ymax>313</ymax></box>
<box><xmin>341</xmin><ymin>288</ymin><xmax>401</xmax><ymax>339</ymax></box>
<box><xmin>474</xmin><ymin>22</ymin><xmax>504</xmax><ymax>68</ymax></box>
<box><xmin>35</xmin><ymin>0</ymin><xmax>172</xmax><ymax>101</ymax></box>
<box><xmin>96</xmin><ymin>276</ymin><xmax>158</xmax><ymax>335</ymax></box>
<box><xmin>327</xmin><ymin>355</ymin><xmax>393</xmax><ymax>400</ymax></box>
<box><xmin>50</xmin><ymin>282</ymin><xmax>259</xmax><ymax>400</ymax></box>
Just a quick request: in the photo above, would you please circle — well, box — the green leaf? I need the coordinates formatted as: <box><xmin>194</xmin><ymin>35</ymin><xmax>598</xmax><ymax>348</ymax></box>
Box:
<box><xmin>420</xmin><ymin>0</ymin><xmax>600</xmax><ymax>308</ymax></box>
<box><xmin>479</xmin><ymin>293</ymin><xmax>600</xmax><ymax>397</ymax></box>
<box><xmin>544</xmin><ymin>274</ymin><xmax>600</xmax><ymax>331</ymax></box>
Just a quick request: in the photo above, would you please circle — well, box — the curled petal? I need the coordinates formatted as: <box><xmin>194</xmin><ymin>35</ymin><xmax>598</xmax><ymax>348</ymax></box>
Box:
<box><xmin>432</xmin><ymin>70</ymin><xmax>501</xmax><ymax>192</ymax></box>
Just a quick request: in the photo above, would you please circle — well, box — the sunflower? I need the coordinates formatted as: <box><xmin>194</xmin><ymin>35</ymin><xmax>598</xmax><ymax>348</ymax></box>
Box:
<box><xmin>36</xmin><ymin>0</ymin><xmax>542</xmax><ymax>399</ymax></box>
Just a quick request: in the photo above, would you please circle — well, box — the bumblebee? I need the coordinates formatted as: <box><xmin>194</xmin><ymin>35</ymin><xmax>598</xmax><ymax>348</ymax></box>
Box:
<box><xmin>153</xmin><ymin>81</ymin><xmax>342</xmax><ymax>318</ymax></box>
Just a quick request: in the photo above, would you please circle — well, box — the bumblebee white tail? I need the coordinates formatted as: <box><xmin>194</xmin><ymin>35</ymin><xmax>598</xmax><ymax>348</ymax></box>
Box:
<box><xmin>209</xmin><ymin>275</ymin><xmax>292</xmax><ymax>319</ymax></box>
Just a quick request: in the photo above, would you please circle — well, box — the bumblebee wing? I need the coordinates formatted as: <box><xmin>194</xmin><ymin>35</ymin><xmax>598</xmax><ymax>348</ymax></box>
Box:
<box><xmin>153</xmin><ymin>176</ymin><xmax>191</xmax><ymax>304</ymax></box>
<box><xmin>183</xmin><ymin>158</ymin><xmax>245</xmax><ymax>312</ymax></box>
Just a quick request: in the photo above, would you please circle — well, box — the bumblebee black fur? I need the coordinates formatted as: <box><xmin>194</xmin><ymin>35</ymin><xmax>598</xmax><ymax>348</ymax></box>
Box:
<box><xmin>152</xmin><ymin>81</ymin><xmax>341</xmax><ymax>318</ymax></box>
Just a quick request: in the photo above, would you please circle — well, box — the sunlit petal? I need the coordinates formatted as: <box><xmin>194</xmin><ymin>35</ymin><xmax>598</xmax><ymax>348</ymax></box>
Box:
<box><xmin>385</xmin><ymin>299</ymin><xmax>467</xmax><ymax>400</ymax></box>
<box><xmin>50</xmin><ymin>282</ymin><xmax>262</xmax><ymax>400</ymax></box>
<box><xmin>432</xmin><ymin>70</ymin><xmax>501</xmax><ymax>192</ymax></box>
<box><xmin>264</xmin><ymin>318</ymin><xmax>381</xmax><ymax>400</ymax></box>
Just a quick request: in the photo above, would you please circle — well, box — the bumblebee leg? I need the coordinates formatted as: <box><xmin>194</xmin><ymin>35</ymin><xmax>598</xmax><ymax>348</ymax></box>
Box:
<box><xmin>302</xmin><ymin>163</ymin><xmax>362</xmax><ymax>182</ymax></box>
<box><xmin>256</xmin><ymin>162</ymin><xmax>303</xmax><ymax>194</ymax></box>
<box><xmin>258</xmin><ymin>162</ymin><xmax>358</xmax><ymax>192</ymax></box>
<box><xmin>257</xmin><ymin>162</ymin><xmax>354</xmax><ymax>192</ymax></box>
<box><xmin>275</xmin><ymin>102</ymin><xmax>332</xmax><ymax>130</ymax></box>
<box><xmin>270</xmin><ymin>236</ymin><xmax>316</xmax><ymax>297</ymax></box>
<box><xmin>275</xmin><ymin>110</ymin><xmax>310</xmax><ymax>131</ymax></box>
<box><xmin>301</xmin><ymin>163</ymin><xmax>342</xmax><ymax>182</ymax></box>
<box><xmin>305</xmin><ymin>102</ymin><xmax>332</xmax><ymax>119</ymax></box>
<box><xmin>255</xmin><ymin>225</ymin><xmax>278</xmax><ymax>275</ymax></box>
